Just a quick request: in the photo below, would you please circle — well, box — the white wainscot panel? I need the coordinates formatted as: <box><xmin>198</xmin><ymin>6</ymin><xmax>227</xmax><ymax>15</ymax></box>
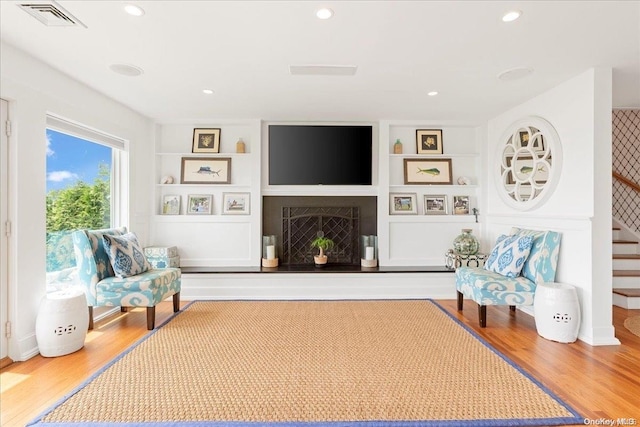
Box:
<box><xmin>150</xmin><ymin>221</ymin><xmax>253</xmax><ymax>266</ymax></box>
<box><xmin>388</xmin><ymin>222</ymin><xmax>479</xmax><ymax>265</ymax></box>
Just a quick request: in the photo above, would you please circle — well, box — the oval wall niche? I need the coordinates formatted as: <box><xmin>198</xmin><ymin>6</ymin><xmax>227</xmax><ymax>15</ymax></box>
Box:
<box><xmin>495</xmin><ymin>116</ymin><xmax>563</xmax><ymax>211</ymax></box>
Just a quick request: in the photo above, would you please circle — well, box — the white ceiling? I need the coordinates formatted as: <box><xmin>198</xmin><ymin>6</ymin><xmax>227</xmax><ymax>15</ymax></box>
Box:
<box><xmin>1</xmin><ymin>1</ymin><xmax>639</xmax><ymax>124</ymax></box>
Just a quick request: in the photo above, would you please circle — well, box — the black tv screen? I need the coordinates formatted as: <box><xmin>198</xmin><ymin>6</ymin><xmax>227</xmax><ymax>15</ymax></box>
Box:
<box><xmin>269</xmin><ymin>125</ymin><xmax>372</xmax><ymax>185</ymax></box>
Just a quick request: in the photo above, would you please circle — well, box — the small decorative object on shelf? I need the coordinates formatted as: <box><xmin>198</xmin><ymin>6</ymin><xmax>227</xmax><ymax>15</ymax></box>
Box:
<box><xmin>236</xmin><ymin>138</ymin><xmax>246</xmax><ymax>153</ymax></box>
<box><xmin>393</xmin><ymin>139</ymin><xmax>403</xmax><ymax>154</ymax></box>
<box><xmin>262</xmin><ymin>235</ymin><xmax>278</xmax><ymax>268</ymax></box>
<box><xmin>445</xmin><ymin>249</ymin><xmax>488</xmax><ymax>270</ymax></box>
<box><xmin>457</xmin><ymin>176</ymin><xmax>471</xmax><ymax>185</ymax></box>
<box><xmin>360</xmin><ymin>235</ymin><xmax>378</xmax><ymax>268</ymax></box>
<box><xmin>161</xmin><ymin>175</ymin><xmax>174</xmax><ymax>184</ymax></box>
<box><xmin>310</xmin><ymin>231</ymin><xmax>334</xmax><ymax>268</ymax></box>
<box><xmin>452</xmin><ymin>229</ymin><xmax>479</xmax><ymax>255</ymax></box>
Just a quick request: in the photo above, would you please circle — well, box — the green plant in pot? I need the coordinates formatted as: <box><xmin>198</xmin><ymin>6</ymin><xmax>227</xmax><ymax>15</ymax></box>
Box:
<box><xmin>310</xmin><ymin>233</ymin><xmax>334</xmax><ymax>267</ymax></box>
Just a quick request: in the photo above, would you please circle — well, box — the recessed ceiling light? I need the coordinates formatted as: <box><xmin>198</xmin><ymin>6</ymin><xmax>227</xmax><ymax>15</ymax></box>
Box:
<box><xmin>202</xmin><ymin>89</ymin><xmax>214</xmax><ymax>95</ymax></box>
<box><xmin>427</xmin><ymin>91</ymin><xmax>439</xmax><ymax>96</ymax></box>
<box><xmin>497</xmin><ymin>67</ymin><xmax>533</xmax><ymax>81</ymax></box>
<box><xmin>124</xmin><ymin>4</ymin><xmax>145</xmax><ymax>17</ymax></box>
<box><xmin>109</xmin><ymin>63</ymin><xmax>144</xmax><ymax>77</ymax></box>
<box><xmin>316</xmin><ymin>8</ymin><xmax>334</xmax><ymax>19</ymax></box>
<box><xmin>502</xmin><ymin>10</ymin><xmax>521</xmax><ymax>22</ymax></box>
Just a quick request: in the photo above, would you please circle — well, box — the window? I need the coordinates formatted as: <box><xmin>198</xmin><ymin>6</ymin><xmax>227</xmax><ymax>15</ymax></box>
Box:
<box><xmin>45</xmin><ymin>115</ymin><xmax>127</xmax><ymax>279</ymax></box>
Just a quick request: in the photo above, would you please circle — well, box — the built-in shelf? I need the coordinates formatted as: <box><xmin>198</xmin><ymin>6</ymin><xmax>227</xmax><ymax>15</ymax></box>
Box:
<box><xmin>389</xmin><ymin>153</ymin><xmax>479</xmax><ymax>158</ymax></box>
<box><xmin>156</xmin><ymin>152</ymin><xmax>250</xmax><ymax>157</ymax></box>
<box><xmin>389</xmin><ymin>184</ymin><xmax>477</xmax><ymax>189</ymax></box>
<box><xmin>388</xmin><ymin>215</ymin><xmax>477</xmax><ymax>223</ymax></box>
<box><xmin>156</xmin><ymin>184</ymin><xmax>250</xmax><ymax>188</ymax></box>
<box><xmin>153</xmin><ymin>214</ymin><xmax>251</xmax><ymax>223</ymax></box>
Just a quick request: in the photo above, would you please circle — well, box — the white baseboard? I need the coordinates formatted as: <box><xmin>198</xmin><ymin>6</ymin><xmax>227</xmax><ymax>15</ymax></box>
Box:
<box><xmin>180</xmin><ymin>272</ymin><xmax>457</xmax><ymax>301</ymax></box>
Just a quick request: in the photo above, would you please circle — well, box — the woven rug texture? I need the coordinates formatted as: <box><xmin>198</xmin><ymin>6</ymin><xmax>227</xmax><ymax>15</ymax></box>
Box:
<box><xmin>31</xmin><ymin>300</ymin><xmax>582</xmax><ymax>426</ymax></box>
<box><xmin>624</xmin><ymin>315</ymin><xmax>640</xmax><ymax>338</ymax></box>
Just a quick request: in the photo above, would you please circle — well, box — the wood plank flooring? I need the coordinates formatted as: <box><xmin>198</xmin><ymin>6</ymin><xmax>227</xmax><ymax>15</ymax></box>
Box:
<box><xmin>1</xmin><ymin>301</ymin><xmax>639</xmax><ymax>427</ymax></box>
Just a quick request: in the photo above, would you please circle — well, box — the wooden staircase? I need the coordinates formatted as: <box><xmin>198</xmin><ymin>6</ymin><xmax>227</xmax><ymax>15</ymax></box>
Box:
<box><xmin>612</xmin><ymin>226</ymin><xmax>640</xmax><ymax>309</ymax></box>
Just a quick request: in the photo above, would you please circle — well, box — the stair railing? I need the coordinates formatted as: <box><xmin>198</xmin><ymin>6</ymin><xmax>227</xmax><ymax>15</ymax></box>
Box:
<box><xmin>613</xmin><ymin>171</ymin><xmax>640</xmax><ymax>193</ymax></box>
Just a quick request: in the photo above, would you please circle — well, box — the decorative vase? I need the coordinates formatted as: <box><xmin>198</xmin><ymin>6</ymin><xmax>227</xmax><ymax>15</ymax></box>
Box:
<box><xmin>393</xmin><ymin>139</ymin><xmax>403</xmax><ymax>154</ymax></box>
<box><xmin>236</xmin><ymin>138</ymin><xmax>246</xmax><ymax>153</ymax></box>
<box><xmin>453</xmin><ymin>229</ymin><xmax>479</xmax><ymax>255</ymax></box>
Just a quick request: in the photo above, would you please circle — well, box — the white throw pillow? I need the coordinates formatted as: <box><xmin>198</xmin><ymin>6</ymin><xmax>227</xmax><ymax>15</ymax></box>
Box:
<box><xmin>484</xmin><ymin>234</ymin><xmax>534</xmax><ymax>278</ymax></box>
<box><xmin>103</xmin><ymin>232</ymin><xmax>151</xmax><ymax>278</ymax></box>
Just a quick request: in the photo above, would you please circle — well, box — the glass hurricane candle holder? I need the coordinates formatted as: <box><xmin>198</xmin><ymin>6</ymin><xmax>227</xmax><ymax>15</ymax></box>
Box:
<box><xmin>360</xmin><ymin>235</ymin><xmax>378</xmax><ymax>268</ymax></box>
<box><xmin>262</xmin><ymin>235</ymin><xmax>278</xmax><ymax>268</ymax></box>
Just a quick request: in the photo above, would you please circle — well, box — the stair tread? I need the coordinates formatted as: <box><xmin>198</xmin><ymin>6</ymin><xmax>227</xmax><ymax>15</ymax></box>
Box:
<box><xmin>613</xmin><ymin>240</ymin><xmax>639</xmax><ymax>244</ymax></box>
<box><xmin>613</xmin><ymin>254</ymin><xmax>640</xmax><ymax>259</ymax></box>
<box><xmin>613</xmin><ymin>288</ymin><xmax>640</xmax><ymax>297</ymax></box>
<box><xmin>613</xmin><ymin>270</ymin><xmax>640</xmax><ymax>277</ymax></box>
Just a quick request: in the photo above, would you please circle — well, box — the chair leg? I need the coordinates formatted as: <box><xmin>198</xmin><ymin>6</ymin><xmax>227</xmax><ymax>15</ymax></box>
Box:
<box><xmin>509</xmin><ymin>305</ymin><xmax>516</xmax><ymax>312</ymax></box>
<box><xmin>121</xmin><ymin>307</ymin><xmax>128</xmax><ymax>312</ymax></box>
<box><xmin>88</xmin><ymin>306</ymin><xmax>94</xmax><ymax>330</ymax></box>
<box><xmin>173</xmin><ymin>292</ymin><xmax>180</xmax><ymax>313</ymax></box>
<box><xmin>478</xmin><ymin>305</ymin><xmax>487</xmax><ymax>328</ymax></box>
<box><xmin>457</xmin><ymin>291</ymin><xmax>463</xmax><ymax>311</ymax></box>
<box><xmin>146</xmin><ymin>306</ymin><xmax>156</xmax><ymax>330</ymax></box>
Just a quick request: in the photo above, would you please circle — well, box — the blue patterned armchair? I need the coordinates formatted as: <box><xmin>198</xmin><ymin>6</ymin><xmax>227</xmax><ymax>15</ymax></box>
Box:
<box><xmin>72</xmin><ymin>227</ymin><xmax>181</xmax><ymax>330</ymax></box>
<box><xmin>456</xmin><ymin>227</ymin><xmax>561</xmax><ymax>327</ymax></box>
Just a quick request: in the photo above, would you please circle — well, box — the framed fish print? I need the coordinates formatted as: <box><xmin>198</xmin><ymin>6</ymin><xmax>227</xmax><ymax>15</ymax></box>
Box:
<box><xmin>181</xmin><ymin>157</ymin><xmax>231</xmax><ymax>184</ymax></box>
<box><xmin>192</xmin><ymin>128</ymin><xmax>221</xmax><ymax>153</ymax></box>
<box><xmin>390</xmin><ymin>193</ymin><xmax>418</xmax><ymax>215</ymax></box>
<box><xmin>403</xmin><ymin>158</ymin><xmax>453</xmax><ymax>185</ymax></box>
<box><xmin>505</xmin><ymin>156</ymin><xmax>550</xmax><ymax>185</ymax></box>
<box><xmin>416</xmin><ymin>129</ymin><xmax>443</xmax><ymax>154</ymax></box>
<box><xmin>424</xmin><ymin>195</ymin><xmax>448</xmax><ymax>215</ymax></box>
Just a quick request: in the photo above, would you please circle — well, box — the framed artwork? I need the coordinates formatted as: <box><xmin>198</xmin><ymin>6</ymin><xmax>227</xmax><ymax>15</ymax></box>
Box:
<box><xmin>192</xmin><ymin>128</ymin><xmax>221</xmax><ymax>153</ymax></box>
<box><xmin>181</xmin><ymin>157</ymin><xmax>231</xmax><ymax>184</ymax></box>
<box><xmin>161</xmin><ymin>195</ymin><xmax>181</xmax><ymax>215</ymax></box>
<box><xmin>222</xmin><ymin>192</ymin><xmax>250</xmax><ymax>215</ymax></box>
<box><xmin>519</xmin><ymin>130</ymin><xmax>545</xmax><ymax>151</ymax></box>
<box><xmin>389</xmin><ymin>193</ymin><xmax>418</xmax><ymax>215</ymax></box>
<box><xmin>186</xmin><ymin>194</ymin><xmax>212</xmax><ymax>215</ymax></box>
<box><xmin>452</xmin><ymin>195</ymin><xmax>470</xmax><ymax>215</ymax></box>
<box><xmin>506</xmin><ymin>156</ymin><xmax>550</xmax><ymax>185</ymax></box>
<box><xmin>416</xmin><ymin>129</ymin><xmax>443</xmax><ymax>154</ymax></box>
<box><xmin>403</xmin><ymin>158</ymin><xmax>453</xmax><ymax>185</ymax></box>
<box><xmin>424</xmin><ymin>195</ymin><xmax>448</xmax><ymax>215</ymax></box>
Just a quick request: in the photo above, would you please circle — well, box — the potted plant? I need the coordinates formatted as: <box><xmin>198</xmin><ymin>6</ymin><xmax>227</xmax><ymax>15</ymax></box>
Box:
<box><xmin>310</xmin><ymin>235</ymin><xmax>334</xmax><ymax>267</ymax></box>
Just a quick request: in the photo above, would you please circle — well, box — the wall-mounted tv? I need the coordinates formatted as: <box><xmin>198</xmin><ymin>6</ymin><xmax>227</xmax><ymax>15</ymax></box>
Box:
<box><xmin>268</xmin><ymin>125</ymin><xmax>373</xmax><ymax>185</ymax></box>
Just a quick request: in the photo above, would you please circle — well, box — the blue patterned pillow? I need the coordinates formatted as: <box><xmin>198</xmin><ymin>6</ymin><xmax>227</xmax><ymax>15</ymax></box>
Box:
<box><xmin>484</xmin><ymin>234</ymin><xmax>534</xmax><ymax>278</ymax></box>
<box><xmin>102</xmin><ymin>232</ymin><xmax>151</xmax><ymax>278</ymax></box>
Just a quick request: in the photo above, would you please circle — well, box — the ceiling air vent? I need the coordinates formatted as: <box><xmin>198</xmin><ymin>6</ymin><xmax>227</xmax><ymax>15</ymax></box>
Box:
<box><xmin>18</xmin><ymin>0</ymin><xmax>87</xmax><ymax>27</ymax></box>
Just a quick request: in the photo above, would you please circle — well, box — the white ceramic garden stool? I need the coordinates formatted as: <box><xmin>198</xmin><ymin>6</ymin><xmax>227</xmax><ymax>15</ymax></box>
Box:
<box><xmin>35</xmin><ymin>288</ymin><xmax>89</xmax><ymax>357</ymax></box>
<box><xmin>534</xmin><ymin>282</ymin><xmax>581</xmax><ymax>343</ymax></box>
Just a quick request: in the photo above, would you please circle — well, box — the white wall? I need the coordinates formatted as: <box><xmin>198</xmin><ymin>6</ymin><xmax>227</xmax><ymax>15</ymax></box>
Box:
<box><xmin>486</xmin><ymin>68</ymin><xmax>618</xmax><ymax>345</ymax></box>
<box><xmin>0</xmin><ymin>43</ymin><xmax>155</xmax><ymax>361</ymax></box>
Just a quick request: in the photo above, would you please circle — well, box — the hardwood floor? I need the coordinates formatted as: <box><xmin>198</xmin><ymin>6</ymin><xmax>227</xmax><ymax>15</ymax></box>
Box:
<box><xmin>1</xmin><ymin>301</ymin><xmax>639</xmax><ymax>426</ymax></box>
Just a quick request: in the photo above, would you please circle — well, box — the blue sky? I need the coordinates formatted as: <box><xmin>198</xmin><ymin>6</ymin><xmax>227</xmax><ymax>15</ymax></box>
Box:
<box><xmin>46</xmin><ymin>129</ymin><xmax>112</xmax><ymax>192</ymax></box>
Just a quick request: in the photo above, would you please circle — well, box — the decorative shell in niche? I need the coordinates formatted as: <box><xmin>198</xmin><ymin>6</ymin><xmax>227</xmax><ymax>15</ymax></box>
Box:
<box><xmin>457</xmin><ymin>176</ymin><xmax>471</xmax><ymax>185</ymax></box>
<box><xmin>161</xmin><ymin>175</ymin><xmax>174</xmax><ymax>184</ymax></box>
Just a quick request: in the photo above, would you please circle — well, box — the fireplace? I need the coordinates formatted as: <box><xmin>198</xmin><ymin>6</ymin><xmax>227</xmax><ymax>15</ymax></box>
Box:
<box><xmin>263</xmin><ymin>196</ymin><xmax>377</xmax><ymax>266</ymax></box>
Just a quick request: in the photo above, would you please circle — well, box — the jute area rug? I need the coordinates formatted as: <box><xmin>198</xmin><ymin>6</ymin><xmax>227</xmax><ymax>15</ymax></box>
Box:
<box><xmin>29</xmin><ymin>300</ymin><xmax>582</xmax><ymax>426</ymax></box>
<box><xmin>624</xmin><ymin>316</ymin><xmax>640</xmax><ymax>338</ymax></box>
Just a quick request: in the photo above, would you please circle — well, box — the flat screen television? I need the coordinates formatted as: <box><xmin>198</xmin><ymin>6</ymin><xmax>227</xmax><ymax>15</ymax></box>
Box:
<box><xmin>268</xmin><ymin>125</ymin><xmax>373</xmax><ymax>185</ymax></box>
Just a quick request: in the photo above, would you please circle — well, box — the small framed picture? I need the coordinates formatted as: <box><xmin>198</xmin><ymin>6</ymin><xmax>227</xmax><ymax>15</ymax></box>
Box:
<box><xmin>181</xmin><ymin>157</ymin><xmax>231</xmax><ymax>184</ymax></box>
<box><xmin>222</xmin><ymin>192</ymin><xmax>250</xmax><ymax>215</ymax></box>
<box><xmin>390</xmin><ymin>193</ymin><xmax>418</xmax><ymax>215</ymax></box>
<box><xmin>186</xmin><ymin>194</ymin><xmax>213</xmax><ymax>215</ymax></box>
<box><xmin>192</xmin><ymin>128</ymin><xmax>221</xmax><ymax>153</ymax></box>
<box><xmin>416</xmin><ymin>129</ymin><xmax>443</xmax><ymax>154</ymax></box>
<box><xmin>424</xmin><ymin>195</ymin><xmax>448</xmax><ymax>215</ymax></box>
<box><xmin>161</xmin><ymin>195</ymin><xmax>181</xmax><ymax>215</ymax></box>
<box><xmin>452</xmin><ymin>195</ymin><xmax>470</xmax><ymax>215</ymax></box>
<box><xmin>404</xmin><ymin>158</ymin><xmax>453</xmax><ymax>185</ymax></box>
<box><xmin>519</xmin><ymin>130</ymin><xmax>545</xmax><ymax>151</ymax></box>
